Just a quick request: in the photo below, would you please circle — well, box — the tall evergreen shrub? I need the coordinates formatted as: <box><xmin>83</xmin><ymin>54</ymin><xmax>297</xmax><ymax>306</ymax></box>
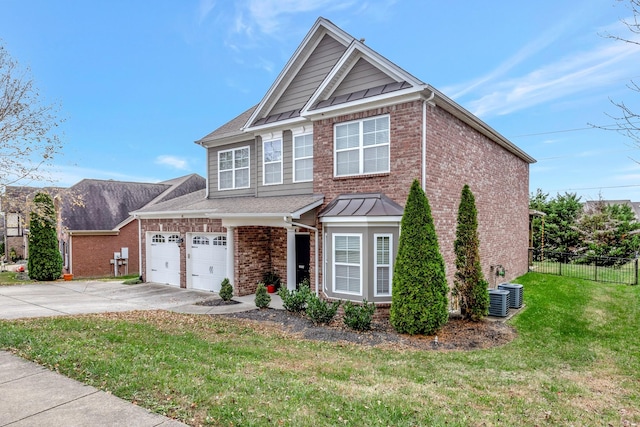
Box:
<box><xmin>454</xmin><ymin>185</ymin><xmax>489</xmax><ymax>321</ymax></box>
<box><xmin>27</xmin><ymin>192</ymin><xmax>63</xmax><ymax>281</ymax></box>
<box><xmin>390</xmin><ymin>180</ymin><xmax>449</xmax><ymax>335</ymax></box>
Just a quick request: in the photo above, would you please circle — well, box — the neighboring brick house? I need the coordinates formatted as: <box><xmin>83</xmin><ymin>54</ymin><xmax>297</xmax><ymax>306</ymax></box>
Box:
<box><xmin>1</xmin><ymin>186</ymin><xmax>65</xmax><ymax>261</ymax></box>
<box><xmin>60</xmin><ymin>174</ymin><xmax>205</xmax><ymax>278</ymax></box>
<box><xmin>133</xmin><ymin>17</ymin><xmax>535</xmax><ymax>305</ymax></box>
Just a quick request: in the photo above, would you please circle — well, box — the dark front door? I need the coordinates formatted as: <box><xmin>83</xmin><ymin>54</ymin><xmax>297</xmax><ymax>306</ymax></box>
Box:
<box><xmin>295</xmin><ymin>234</ymin><xmax>310</xmax><ymax>287</ymax></box>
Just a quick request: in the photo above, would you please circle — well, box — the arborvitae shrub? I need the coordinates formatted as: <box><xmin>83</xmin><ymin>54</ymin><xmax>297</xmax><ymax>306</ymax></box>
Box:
<box><xmin>254</xmin><ymin>282</ymin><xmax>271</xmax><ymax>308</ymax></box>
<box><xmin>390</xmin><ymin>180</ymin><xmax>449</xmax><ymax>335</ymax></box>
<box><xmin>454</xmin><ymin>185</ymin><xmax>489</xmax><ymax>321</ymax></box>
<box><xmin>219</xmin><ymin>278</ymin><xmax>233</xmax><ymax>301</ymax></box>
<box><xmin>27</xmin><ymin>192</ymin><xmax>63</xmax><ymax>281</ymax></box>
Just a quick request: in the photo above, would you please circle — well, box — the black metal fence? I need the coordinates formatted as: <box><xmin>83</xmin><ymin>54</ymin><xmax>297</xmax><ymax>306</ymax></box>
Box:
<box><xmin>528</xmin><ymin>249</ymin><xmax>639</xmax><ymax>285</ymax></box>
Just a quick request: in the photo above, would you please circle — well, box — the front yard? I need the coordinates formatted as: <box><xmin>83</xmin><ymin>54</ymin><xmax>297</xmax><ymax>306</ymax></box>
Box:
<box><xmin>1</xmin><ymin>272</ymin><xmax>639</xmax><ymax>426</ymax></box>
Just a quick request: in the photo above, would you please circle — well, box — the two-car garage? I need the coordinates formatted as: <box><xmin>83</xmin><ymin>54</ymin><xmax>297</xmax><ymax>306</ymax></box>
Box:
<box><xmin>146</xmin><ymin>232</ymin><xmax>227</xmax><ymax>291</ymax></box>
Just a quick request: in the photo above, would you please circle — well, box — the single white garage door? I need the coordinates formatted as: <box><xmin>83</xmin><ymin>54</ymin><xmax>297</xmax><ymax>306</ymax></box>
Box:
<box><xmin>188</xmin><ymin>234</ymin><xmax>227</xmax><ymax>292</ymax></box>
<box><xmin>147</xmin><ymin>233</ymin><xmax>181</xmax><ymax>286</ymax></box>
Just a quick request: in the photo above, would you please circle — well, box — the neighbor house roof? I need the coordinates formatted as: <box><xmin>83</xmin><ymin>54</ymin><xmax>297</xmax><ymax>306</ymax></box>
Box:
<box><xmin>583</xmin><ymin>199</ymin><xmax>640</xmax><ymax>220</ymax></box>
<box><xmin>62</xmin><ymin>174</ymin><xmax>206</xmax><ymax>231</ymax></box>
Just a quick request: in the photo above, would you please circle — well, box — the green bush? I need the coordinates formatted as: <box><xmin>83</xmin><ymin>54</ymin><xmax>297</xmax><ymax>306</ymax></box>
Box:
<box><xmin>254</xmin><ymin>282</ymin><xmax>271</xmax><ymax>308</ymax></box>
<box><xmin>390</xmin><ymin>180</ymin><xmax>449</xmax><ymax>335</ymax></box>
<box><xmin>219</xmin><ymin>278</ymin><xmax>233</xmax><ymax>301</ymax></box>
<box><xmin>278</xmin><ymin>279</ymin><xmax>311</xmax><ymax>313</ymax></box>
<box><xmin>343</xmin><ymin>300</ymin><xmax>376</xmax><ymax>331</ymax></box>
<box><xmin>27</xmin><ymin>193</ymin><xmax>63</xmax><ymax>281</ymax></box>
<box><xmin>306</xmin><ymin>294</ymin><xmax>340</xmax><ymax>325</ymax></box>
<box><xmin>454</xmin><ymin>185</ymin><xmax>489</xmax><ymax>321</ymax></box>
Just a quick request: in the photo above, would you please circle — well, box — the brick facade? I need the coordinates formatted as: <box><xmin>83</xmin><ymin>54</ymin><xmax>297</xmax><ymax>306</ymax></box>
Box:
<box><xmin>69</xmin><ymin>221</ymin><xmax>139</xmax><ymax>278</ymax></box>
<box><xmin>313</xmin><ymin>100</ymin><xmax>530</xmax><ymax>294</ymax></box>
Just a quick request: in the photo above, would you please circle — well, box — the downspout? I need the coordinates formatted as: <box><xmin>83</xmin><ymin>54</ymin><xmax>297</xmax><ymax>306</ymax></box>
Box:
<box><xmin>422</xmin><ymin>91</ymin><xmax>435</xmax><ymax>190</ymax></box>
<box><xmin>283</xmin><ymin>217</ymin><xmax>319</xmax><ymax>297</ymax></box>
<box><xmin>68</xmin><ymin>233</ymin><xmax>73</xmax><ymax>275</ymax></box>
<box><xmin>137</xmin><ymin>215</ymin><xmax>142</xmax><ymax>279</ymax></box>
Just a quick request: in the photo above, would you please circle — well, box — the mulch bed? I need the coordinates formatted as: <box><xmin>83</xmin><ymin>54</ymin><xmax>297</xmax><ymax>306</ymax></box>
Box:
<box><xmin>220</xmin><ymin>308</ymin><xmax>517</xmax><ymax>351</ymax></box>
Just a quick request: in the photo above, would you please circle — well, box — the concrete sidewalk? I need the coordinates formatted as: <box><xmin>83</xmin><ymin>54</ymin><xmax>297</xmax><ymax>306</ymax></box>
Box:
<box><xmin>0</xmin><ymin>281</ymin><xmax>283</xmax><ymax>426</ymax></box>
<box><xmin>0</xmin><ymin>351</ymin><xmax>187</xmax><ymax>426</ymax></box>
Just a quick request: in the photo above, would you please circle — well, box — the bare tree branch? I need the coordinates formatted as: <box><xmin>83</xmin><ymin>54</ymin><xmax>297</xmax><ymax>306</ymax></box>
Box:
<box><xmin>0</xmin><ymin>40</ymin><xmax>65</xmax><ymax>187</ymax></box>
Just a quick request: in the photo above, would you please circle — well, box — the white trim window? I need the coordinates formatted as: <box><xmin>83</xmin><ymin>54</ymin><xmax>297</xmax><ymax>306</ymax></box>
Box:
<box><xmin>263</xmin><ymin>139</ymin><xmax>283</xmax><ymax>185</ymax></box>
<box><xmin>334</xmin><ymin>115</ymin><xmax>389</xmax><ymax>177</ymax></box>
<box><xmin>374</xmin><ymin>234</ymin><xmax>392</xmax><ymax>296</ymax></box>
<box><xmin>333</xmin><ymin>234</ymin><xmax>362</xmax><ymax>295</ymax></box>
<box><xmin>218</xmin><ymin>146</ymin><xmax>250</xmax><ymax>190</ymax></box>
<box><xmin>293</xmin><ymin>133</ymin><xmax>313</xmax><ymax>182</ymax></box>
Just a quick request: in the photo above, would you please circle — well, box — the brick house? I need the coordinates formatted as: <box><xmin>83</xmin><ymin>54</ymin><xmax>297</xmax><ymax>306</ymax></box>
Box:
<box><xmin>60</xmin><ymin>174</ymin><xmax>204</xmax><ymax>278</ymax></box>
<box><xmin>1</xmin><ymin>186</ymin><xmax>64</xmax><ymax>261</ymax></box>
<box><xmin>133</xmin><ymin>17</ymin><xmax>535</xmax><ymax>304</ymax></box>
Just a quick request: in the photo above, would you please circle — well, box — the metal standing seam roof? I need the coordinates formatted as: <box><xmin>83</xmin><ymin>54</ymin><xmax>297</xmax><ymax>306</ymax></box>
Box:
<box><xmin>319</xmin><ymin>193</ymin><xmax>404</xmax><ymax>217</ymax></box>
<box><xmin>312</xmin><ymin>81</ymin><xmax>413</xmax><ymax>110</ymax></box>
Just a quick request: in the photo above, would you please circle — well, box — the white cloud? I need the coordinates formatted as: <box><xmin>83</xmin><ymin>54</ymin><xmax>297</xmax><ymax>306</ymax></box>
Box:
<box><xmin>155</xmin><ymin>155</ymin><xmax>189</xmax><ymax>170</ymax></box>
<box><xmin>463</xmin><ymin>37</ymin><xmax>640</xmax><ymax>119</ymax></box>
<box><xmin>197</xmin><ymin>0</ymin><xmax>216</xmax><ymax>24</ymax></box>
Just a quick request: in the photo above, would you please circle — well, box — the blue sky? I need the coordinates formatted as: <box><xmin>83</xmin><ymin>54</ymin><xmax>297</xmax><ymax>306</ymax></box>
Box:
<box><xmin>2</xmin><ymin>0</ymin><xmax>640</xmax><ymax>202</ymax></box>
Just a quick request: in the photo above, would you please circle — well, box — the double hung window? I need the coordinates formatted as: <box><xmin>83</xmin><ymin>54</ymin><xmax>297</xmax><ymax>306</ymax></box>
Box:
<box><xmin>263</xmin><ymin>139</ymin><xmax>282</xmax><ymax>185</ymax></box>
<box><xmin>333</xmin><ymin>234</ymin><xmax>362</xmax><ymax>295</ymax></box>
<box><xmin>335</xmin><ymin>115</ymin><xmax>389</xmax><ymax>177</ymax></box>
<box><xmin>293</xmin><ymin>133</ymin><xmax>313</xmax><ymax>182</ymax></box>
<box><xmin>219</xmin><ymin>147</ymin><xmax>250</xmax><ymax>190</ymax></box>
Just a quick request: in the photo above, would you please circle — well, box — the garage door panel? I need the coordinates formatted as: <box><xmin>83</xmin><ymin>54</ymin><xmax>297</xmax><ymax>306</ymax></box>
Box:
<box><xmin>148</xmin><ymin>233</ymin><xmax>180</xmax><ymax>287</ymax></box>
<box><xmin>189</xmin><ymin>235</ymin><xmax>227</xmax><ymax>292</ymax></box>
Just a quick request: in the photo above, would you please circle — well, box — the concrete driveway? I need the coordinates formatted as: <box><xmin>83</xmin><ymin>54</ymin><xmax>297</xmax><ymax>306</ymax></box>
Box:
<box><xmin>0</xmin><ymin>280</ymin><xmax>261</xmax><ymax>319</ymax></box>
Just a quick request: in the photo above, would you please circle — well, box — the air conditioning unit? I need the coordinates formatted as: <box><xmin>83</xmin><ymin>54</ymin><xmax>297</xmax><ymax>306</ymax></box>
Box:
<box><xmin>488</xmin><ymin>289</ymin><xmax>510</xmax><ymax>317</ymax></box>
<box><xmin>498</xmin><ymin>283</ymin><xmax>523</xmax><ymax>309</ymax></box>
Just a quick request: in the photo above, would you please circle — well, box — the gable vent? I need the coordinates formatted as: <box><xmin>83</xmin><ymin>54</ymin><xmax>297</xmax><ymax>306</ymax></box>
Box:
<box><xmin>488</xmin><ymin>289</ymin><xmax>510</xmax><ymax>317</ymax></box>
<box><xmin>498</xmin><ymin>283</ymin><xmax>523</xmax><ymax>309</ymax></box>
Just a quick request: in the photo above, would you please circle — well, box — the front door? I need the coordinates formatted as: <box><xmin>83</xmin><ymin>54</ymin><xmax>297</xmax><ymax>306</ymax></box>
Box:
<box><xmin>295</xmin><ymin>234</ymin><xmax>310</xmax><ymax>287</ymax></box>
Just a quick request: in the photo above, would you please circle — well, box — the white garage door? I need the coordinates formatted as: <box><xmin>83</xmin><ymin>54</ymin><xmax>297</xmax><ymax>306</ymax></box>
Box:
<box><xmin>188</xmin><ymin>234</ymin><xmax>227</xmax><ymax>292</ymax></box>
<box><xmin>147</xmin><ymin>233</ymin><xmax>181</xmax><ymax>286</ymax></box>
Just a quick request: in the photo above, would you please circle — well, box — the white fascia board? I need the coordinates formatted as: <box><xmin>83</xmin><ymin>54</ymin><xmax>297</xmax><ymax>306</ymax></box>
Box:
<box><xmin>243</xmin><ymin>18</ymin><xmax>353</xmax><ymax>130</ymax></box>
<box><xmin>221</xmin><ymin>217</ymin><xmax>291</xmax><ymax>228</ymax></box>
<box><xmin>243</xmin><ymin>115</ymin><xmax>309</xmax><ymax>135</ymax></box>
<box><xmin>319</xmin><ymin>216</ymin><xmax>402</xmax><ymax>224</ymax></box>
<box><xmin>290</xmin><ymin>198</ymin><xmax>324</xmax><ymax>219</ymax></box>
<box><xmin>132</xmin><ymin>210</ymin><xmax>211</xmax><ymax>219</ymax></box>
<box><xmin>196</xmin><ymin>133</ymin><xmax>253</xmax><ymax>149</ymax></box>
<box><xmin>303</xmin><ymin>89</ymin><xmax>424</xmax><ymax>120</ymax></box>
<box><xmin>429</xmin><ymin>85</ymin><xmax>536</xmax><ymax>164</ymax></box>
<box><xmin>68</xmin><ymin>230</ymin><xmax>119</xmax><ymax>236</ymax></box>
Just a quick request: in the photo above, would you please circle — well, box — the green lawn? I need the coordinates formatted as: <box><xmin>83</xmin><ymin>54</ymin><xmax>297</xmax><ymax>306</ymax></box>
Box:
<box><xmin>1</xmin><ymin>272</ymin><xmax>639</xmax><ymax>426</ymax></box>
<box><xmin>0</xmin><ymin>270</ymin><xmax>32</xmax><ymax>285</ymax></box>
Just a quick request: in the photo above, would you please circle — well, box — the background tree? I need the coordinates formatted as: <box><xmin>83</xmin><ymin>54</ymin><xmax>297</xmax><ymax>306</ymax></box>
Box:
<box><xmin>453</xmin><ymin>185</ymin><xmax>489</xmax><ymax>321</ymax></box>
<box><xmin>27</xmin><ymin>192</ymin><xmax>62</xmax><ymax>281</ymax></box>
<box><xmin>390</xmin><ymin>180</ymin><xmax>449</xmax><ymax>335</ymax></box>
<box><xmin>529</xmin><ymin>190</ymin><xmax>583</xmax><ymax>258</ymax></box>
<box><xmin>1</xmin><ymin>41</ymin><xmax>64</xmax><ymax>186</ymax></box>
<box><xmin>574</xmin><ymin>200</ymin><xmax>640</xmax><ymax>264</ymax></box>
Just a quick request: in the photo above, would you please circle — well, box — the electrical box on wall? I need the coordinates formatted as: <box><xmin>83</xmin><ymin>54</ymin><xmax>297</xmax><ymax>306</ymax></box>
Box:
<box><xmin>121</xmin><ymin>247</ymin><xmax>129</xmax><ymax>259</ymax></box>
